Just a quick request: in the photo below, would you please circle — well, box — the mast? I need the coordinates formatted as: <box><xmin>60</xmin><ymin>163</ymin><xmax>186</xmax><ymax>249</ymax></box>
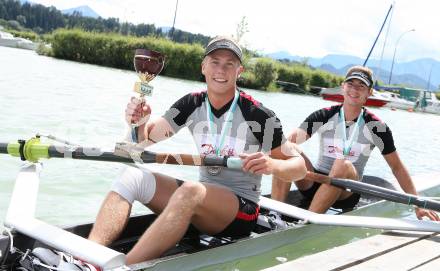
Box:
<box><xmin>170</xmin><ymin>0</ymin><xmax>179</xmax><ymax>41</ymax></box>
<box><xmin>376</xmin><ymin>2</ymin><xmax>395</xmax><ymax>83</ymax></box>
<box><xmin>426</xmin><ymin>64</ymin><xmax>434</xmax><ymax>91</ymax></box>
<box><xmin>363</xmin><ymin>3</ymin><xmax>394</xmax><ymax>67</ymax></box>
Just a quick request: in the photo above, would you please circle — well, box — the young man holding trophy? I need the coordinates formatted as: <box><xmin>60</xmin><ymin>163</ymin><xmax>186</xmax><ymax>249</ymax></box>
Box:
<box><xmin>88</xmin><ymin>36</ymin><xmax>306</xmax><ymax>264</ymax></box>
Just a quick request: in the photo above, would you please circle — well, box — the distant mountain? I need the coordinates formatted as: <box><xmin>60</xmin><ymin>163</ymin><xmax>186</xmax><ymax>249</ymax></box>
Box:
<box><xmin>266</xmin><ymin>52</ymin><xmax>363</xmax><ymax>68</ymax></box>
<box><xmin>318</xmin><ymin>63</ymin><xmax>340</xmax><ymax>75</ymax></box>
<box><xmin>267</xmin><ymin>51</ymin><xmax>440</xmax><ymax>90</ymax></box>
<box><xmin>62</xmin><ymin>5</ymin><xmax>100</xmax><ymax>19</ymax></box>
<box><xmin>266</xmin><ymin>51</ymin><xmax>302</xmax><ymax>62</ymax></box>
<box><xmin>18</xmin><ymin>2</ymin><xmax>100</xmax><ymax>19</ymax></box>
<box><xmin>311</xmin><ymin>55</ymin><xmax>366</xmax><ymax>68</ymax></box>
<box><xmin>320</xmin><ymin>64</ymin><xmax>435</xmax><ymax>90</ymax></box>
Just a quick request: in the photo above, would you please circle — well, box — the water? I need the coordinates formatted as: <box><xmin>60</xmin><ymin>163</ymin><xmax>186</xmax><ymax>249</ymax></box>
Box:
<box><xmin>1</xmin><ymin>46</ymin><xmax>440</xmax><ymax>268</ymax></box>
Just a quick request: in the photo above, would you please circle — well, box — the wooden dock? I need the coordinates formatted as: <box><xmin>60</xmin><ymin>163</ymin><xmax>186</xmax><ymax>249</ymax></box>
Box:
<box><xmin>263</xmin><ymin>231</ymin><xmax>440</xmax><ymax>270</ymax></box>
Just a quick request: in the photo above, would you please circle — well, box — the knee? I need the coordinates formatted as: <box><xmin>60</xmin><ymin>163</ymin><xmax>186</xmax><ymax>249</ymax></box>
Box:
<box><xmin>341</xmin><ymin>159</ymin><xmax>354</xmax><ymax>171</ymax></box>
<box><xmin>174</xmin><ymin>182</ymin><xmax>206</xmax><ymax>204</ymax></box>
<box><xmin>331</xmin><ymin>159</ymin><xmax>357</xmax><ymax>179</ymax></box>
<box><xmin>111</xmin><ymin>167</ymin><xmax>156</xmax><ymax>204</ymax></box>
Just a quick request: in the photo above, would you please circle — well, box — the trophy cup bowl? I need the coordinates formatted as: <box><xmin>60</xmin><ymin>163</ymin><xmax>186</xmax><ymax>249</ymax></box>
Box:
<box><xmin>134</xmin><ymin>49</ymin><xmax>165</xmax><ymax>79</ymax></box>
<box><xmin>133</xmin><ymin>49</ymin><xmax>165</xmax><ymax>96</ymax></box>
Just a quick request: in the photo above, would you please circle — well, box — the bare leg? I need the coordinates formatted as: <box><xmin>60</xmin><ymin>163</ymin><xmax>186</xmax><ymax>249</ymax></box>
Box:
<box><xmin>88</xmin><ymin>192</ymin><xmax>132</xmax><ymax>246</ymax></box>
<box><xmin>308</xmin><ymin>159</ymin><xmax>358</xmax><ymax>213</ymax></box>
<box><xmin>271</xmin><ymin>176</ymin><xmax>292</xmax><ymax>201</ymax></box>
<box><xmin>271</xmin><ymin>152</ymin><xmax>314</xmax><ymax>201</ymax></box>
<box><xmin>88</xmin><ymin>169</ymin><xmax>177</xmax><ymax>247</ymax></box>
<box><xmin>89</xmin><ymin>169</ymin><xmax>239</xmax><ymax>264</ymax></box>
<box><xmin>126</xmin><ymin>179</ymin><xmax>238</xmax><ymax>264</ymax></box>
<box><xmin>126</xmin><ymin>185</ymin><xmax>202</xmax><ymax>263</ymax></box>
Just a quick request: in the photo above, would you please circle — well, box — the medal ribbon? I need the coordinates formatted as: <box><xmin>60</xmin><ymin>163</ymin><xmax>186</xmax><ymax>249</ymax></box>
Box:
<box><xmin>206</xmin><ymin>90</ymin><xmax>239</xmax><ymax>156</ymax></box>
<box><xmin>339</xmin><ymin>107</ymin><xmax>364</xmax><ymax>157</ymax></box>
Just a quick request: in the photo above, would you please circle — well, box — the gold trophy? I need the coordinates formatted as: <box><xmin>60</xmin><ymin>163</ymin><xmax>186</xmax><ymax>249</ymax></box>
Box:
<box><xmin>133</xmin><ymin>48</ymin><xmax>165</xmax><ymax>96</ymax></box>
<box><xmin>130</xmin><ymin>49</ymin><xmax>165</xmax><ymax>142</ymax></box>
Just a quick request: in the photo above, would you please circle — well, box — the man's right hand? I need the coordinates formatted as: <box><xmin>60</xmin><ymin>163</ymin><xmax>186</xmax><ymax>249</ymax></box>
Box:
<box><xmin>125</xmin><ymin>97</ymin><xmax>151</xmax><ymax>126</ymax></box>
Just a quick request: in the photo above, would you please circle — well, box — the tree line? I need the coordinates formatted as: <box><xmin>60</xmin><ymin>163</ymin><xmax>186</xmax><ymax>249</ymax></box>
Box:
<box><xmin>0</xmin><ymin>0</ymin><xmax>210</xmax><ymax>45</ymax></box>
<box><xmin>48</xmin><ymin>29</ymin><xmax>343</xmax><ymax>92</ymax></box>
<box><xmin>0</xmin><ymin>0</ymin><xmax>343</xmax><ymax>92</ymax></box>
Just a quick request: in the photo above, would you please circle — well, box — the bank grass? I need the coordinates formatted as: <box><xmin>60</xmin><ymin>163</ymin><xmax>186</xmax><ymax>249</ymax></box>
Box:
<box><xmin>51</xmin><ymin>29</ymin><xmax>204</xmax><ymax>81</ymax></box>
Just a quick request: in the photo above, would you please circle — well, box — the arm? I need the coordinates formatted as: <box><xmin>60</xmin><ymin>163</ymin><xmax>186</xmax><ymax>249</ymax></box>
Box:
<box><xmin>271</xmin><ymin>141</ymin><xmax>307</xmax><ymax>181</ymax></box>
<box><xmin>125</xmin><ymin>97</ymin><xmax>175</xmax><ymax>147</ymax></box>
<box><xmin>138</xmin><ymin>117</ymin><xmax>175</xmax><ymax>147</ymax></box>
<box><xmin>384</xmin><ymin>151</ymin><xmax>440</xmax><ymax>221</ymax></box>
<box><xmin>252</xmin><ymin>122</ymin><xmax>309</xmax><ymax>181</ymax></box>
<box><xmin>241</xmin><ymin>141</ymin><xmax>307</xmax><ymax>182</ymax></box>
<box><xmin>288</xmin><ymin>127</ymin><xmax>310</xmax><ymax>144</ymax></box>
<box><xmin>243</xmin><ymin>106</ymin><xmax>325</xmax><ymax>183</ymax></box>
<box><xmin>383</xmin><ymin>151</ymin><xmax>416</xmax><ymax>194</ymax></box>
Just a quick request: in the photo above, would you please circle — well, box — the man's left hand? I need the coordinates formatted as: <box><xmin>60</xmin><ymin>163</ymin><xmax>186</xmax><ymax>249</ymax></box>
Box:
<box><xmin>240</xmin><ymin>152</ymin><xmax>273</xmax><ymax>175</ymax></box>
<box><xmin>415</xmin><ymin>207</ymin><xmax>440</xmax><ymax>221</ymax></box>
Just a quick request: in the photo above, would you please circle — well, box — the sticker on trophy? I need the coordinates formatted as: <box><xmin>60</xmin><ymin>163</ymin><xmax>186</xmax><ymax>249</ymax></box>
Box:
<box><xmin>133</xmin><ymin>49</ymin><xmax>165</xmax><ymax>96</ymax></box>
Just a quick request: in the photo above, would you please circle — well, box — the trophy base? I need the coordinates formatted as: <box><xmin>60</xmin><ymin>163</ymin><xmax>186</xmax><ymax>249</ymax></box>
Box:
<box><xmin>134</xmin><ymin>82</ymin><xmax>153</xmax><ymax>96</ymax></box>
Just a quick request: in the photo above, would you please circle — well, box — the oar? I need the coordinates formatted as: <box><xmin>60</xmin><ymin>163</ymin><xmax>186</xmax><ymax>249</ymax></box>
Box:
<box><xmin>0</xmin><ymin>138</ymin><xmax>243</xmax><ymax>168</ymax></box>
<box><xmin>260</xmin><ymin>196</ymin><xmax>440</xmax><ymax>232</ymax></box>
<box><xmin>3</xmin><ymin>138</ymin><xmax>440</xmax><ymax>212</ymax></box>
<box><xmin>305</xmin><ymin>171</ymin><xmax>440</xmax><ymax>212</ymax></box>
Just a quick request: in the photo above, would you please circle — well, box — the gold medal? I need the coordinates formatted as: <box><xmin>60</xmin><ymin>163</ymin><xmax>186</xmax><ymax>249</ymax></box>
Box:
<box><xmin>207</xmin><ymin>166</ymin><xmax>222</xmax><ymax>176</ymax></box>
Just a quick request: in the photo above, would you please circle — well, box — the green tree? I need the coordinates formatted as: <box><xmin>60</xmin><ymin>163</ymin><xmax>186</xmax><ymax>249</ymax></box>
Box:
<box><xmin>253</xmin><ymin>58</ymin><xmax>277</xmax><ymax>90</ymax></box>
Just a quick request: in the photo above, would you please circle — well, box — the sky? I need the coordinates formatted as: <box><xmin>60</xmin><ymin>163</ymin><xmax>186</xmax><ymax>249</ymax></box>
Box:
<box><xmin>31</xmin><ymin>0</ymin><xmax>440</xmax><ymax>62</ymax></box>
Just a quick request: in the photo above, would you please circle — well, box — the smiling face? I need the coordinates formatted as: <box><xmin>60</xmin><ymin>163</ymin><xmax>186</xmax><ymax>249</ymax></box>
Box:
<box><xmin>201</xmin><ymin>49</ymin><xmax>243</xmax><ymax>97</ymax></box>
<box><xmin>342</xmin><ymin>78</ymin><xmax>372</xmax><ymax>107</ymax></box>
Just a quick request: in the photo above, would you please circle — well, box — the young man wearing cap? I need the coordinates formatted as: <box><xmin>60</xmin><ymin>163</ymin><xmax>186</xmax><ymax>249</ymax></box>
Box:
<box><xmin>271</xmin><ymin>65</ymin><xmax>439</xmax><ymax>221</ymax></box>
<box><xmin>88</xmin><ymin>36</ymin><xmax>307</xmax><ymax>264</ymax></box>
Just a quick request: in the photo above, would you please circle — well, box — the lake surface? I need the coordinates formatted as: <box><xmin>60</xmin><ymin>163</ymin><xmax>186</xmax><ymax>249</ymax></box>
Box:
<box><xmin>1</xmin><ymin>46</ymin><xmax>440</xmax><ymax>269</ymax></box>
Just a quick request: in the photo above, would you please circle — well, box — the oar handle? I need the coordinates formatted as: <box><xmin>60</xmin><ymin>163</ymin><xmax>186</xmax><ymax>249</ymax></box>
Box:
<box><xmin>409</xmin><ymin>195</ymin><xmax>440</xmax><ymax>212</ymax></box>
<box><xmin>155</xmin><ymin>154</ymin><xmax>243</xmax><ymax>169</ymax></box>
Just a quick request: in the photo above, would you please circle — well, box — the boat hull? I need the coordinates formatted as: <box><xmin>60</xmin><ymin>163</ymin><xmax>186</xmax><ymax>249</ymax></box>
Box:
<box><xmin>0</xmin><ymin>198</ymin><xmax>392</xmax><ymax>271</ymax></box>
<box><xmin>1</xmin><ymin>176</ymin><xmax>438</xmax><ymax>271</ymax></box>
<box><xmin>385</xmin><ymin>101</ymin><xmax>414</xmax><ymax>110</ymax></box>
<box><xmin>322</xmin><ymin>93</ymin><xmax>389</xmax><ymax>107</ymax></box>
<box><xmin>144</xmin><ymin>182</ymin><xmax>440</xmax><ymax>270</ymax></box>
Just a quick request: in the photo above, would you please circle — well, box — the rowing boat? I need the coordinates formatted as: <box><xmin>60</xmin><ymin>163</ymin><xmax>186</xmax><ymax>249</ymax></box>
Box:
<box><xmin>1</xmin><ymin>138</ymin><xmax>440</xmax><ymax>270</ymax></box>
